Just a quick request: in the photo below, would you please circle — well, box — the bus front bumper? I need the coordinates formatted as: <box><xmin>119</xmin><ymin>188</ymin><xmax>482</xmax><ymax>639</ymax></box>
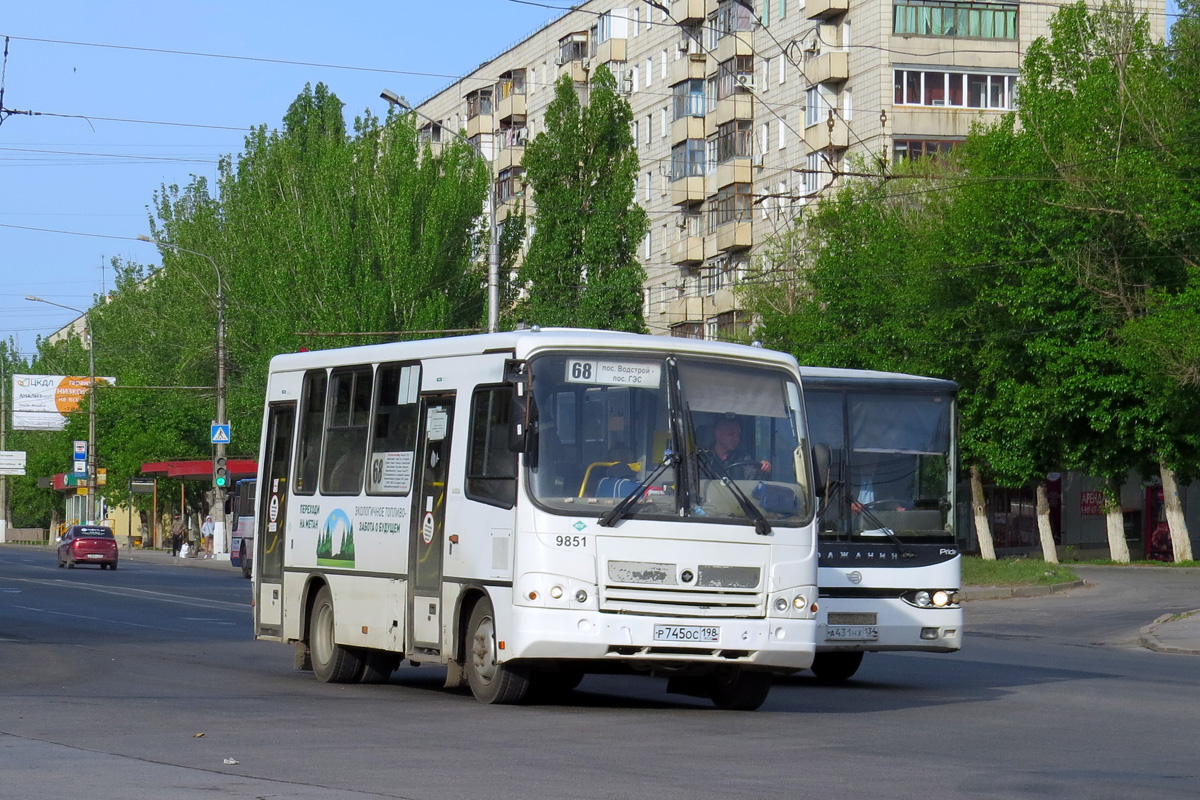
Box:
<box><xmin>505</xmin><ymin>606</ymin><xmax>816</xmax><ymax>671</ymax></box>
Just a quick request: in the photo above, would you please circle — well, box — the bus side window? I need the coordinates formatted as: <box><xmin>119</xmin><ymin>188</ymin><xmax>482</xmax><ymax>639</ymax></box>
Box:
<box><xmin>294</xmin><ymin>370</ymin><xmax>328</xmax><ymax>495</ymax></box>
<box><xmin>321</xmin><ymin>367</ymin><xmax>372</xmax><ymax>495</ymax></box>
<box><xmin>368</xmin><ymin>363</ymin><xmax>420</xmax><ymax>495</ymax></box>
<box><xmin>466</xmin><ymin>386</ymin><xmax>518</xmax><ymax>509</ymax></box>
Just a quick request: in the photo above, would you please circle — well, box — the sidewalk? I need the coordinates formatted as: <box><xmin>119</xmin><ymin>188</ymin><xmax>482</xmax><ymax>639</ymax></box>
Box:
<box><xmin>964</xmin><ymin>578</ymin><xmax>1200</xmax><ymax>657</ymax></box>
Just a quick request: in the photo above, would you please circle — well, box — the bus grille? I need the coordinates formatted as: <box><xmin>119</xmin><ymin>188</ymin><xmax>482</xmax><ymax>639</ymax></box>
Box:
<box><xmin>600</xmin><ymin>585</ymin><xmax>765</xmax><ymax>617</ymax></box>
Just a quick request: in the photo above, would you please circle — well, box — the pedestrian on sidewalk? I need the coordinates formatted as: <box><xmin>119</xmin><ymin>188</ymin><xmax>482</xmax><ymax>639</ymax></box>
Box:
<box><xmin>170</xmin><ymin>515</ymin><xmax>184</xmax><ymax>557</ymax></box>
<box><xmin>201</xmin><ymin>514</ymin><xmax>215</xmax><ymax>559</ymax></box>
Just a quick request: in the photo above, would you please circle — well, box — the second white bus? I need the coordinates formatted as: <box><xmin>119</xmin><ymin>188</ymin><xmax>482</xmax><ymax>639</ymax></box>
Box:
<box><xmin>253</xmin><ymin>329</ymin><xmax>821</xmax><ymax>709</ymax></box>
<box><xmin>801</xmin><ymin>367</ymin><xmax>962</xmax><ymax>681</ymax></box>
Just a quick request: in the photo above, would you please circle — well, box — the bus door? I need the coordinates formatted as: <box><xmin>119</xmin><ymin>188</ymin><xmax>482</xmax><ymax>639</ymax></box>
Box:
<box><xmin>408</xmin><ymin>393</ymin><xmax>455</xmax><ymax>654</ymax></box>
<box><xmin>256</xmin><ymin>403</ymin><xmax>295</xmax><ymax>638</ymax></box>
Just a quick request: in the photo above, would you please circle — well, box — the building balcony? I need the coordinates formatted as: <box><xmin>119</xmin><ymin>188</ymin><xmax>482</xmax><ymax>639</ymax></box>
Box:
<box><xmin>669</xmin><ymin>53</ymin><xmax>708</xmax><ymax>86</ymax></box>
<box><xmin>671</xmin><ymin>115</ymin><xmax>706</xmax><ymax>147</ymax></box>
<box><xmin>804</xmin><ymin>117</ymin><xmax>849</xmax><ymax>151</ymax></box>
<box><xmin>715</xmin><ymin>220</ymin><xmax>752</xmax><ymax>252</ymax></box>
<box><xmin>671</xmin><ymin>0</ymin><xmax>706</xmax><ymax>23</ymax></box>
<box><xmin>672</xmin><ymin>235</ymin><xmax>705</xmax><ymax>265</ymax></box>
<box><xmin>671</xmin><ymin>176</ymin><xmax>706</xmax><ymax>206</ymax></box>
<box><xmin>465</xmin><ymin>113</ymin><xmax>493</xmax><ymax>140</ymax></box>
<box><xmin>712</xmin><ymin>95</ymin><xmax>754</xmax><ymax>127</ymax></box>
<box><xmin>714</xmin><ymin>158</ymin><xmax>752</xmax><ymax>190</ymax></box>
<box><xmin>596</xmin><ymin>38</ymin><xmax>627</xmax><ymax>65</ymax></box>
<box><xmin>807</xmin><ymin>0</ymin><xmax>849</xmax><ymax>19</ymax></box>
<box><xmin>807</xmin><ymin>51</ymin><xmax>848</xmax><ymax>84</ymax></box>
<box><xmin>558</xmin><ymin>59</ymin><xmax>591</xmax><ymax>84</ymax></box>
<box><xmin>495</xmin><ymin>144</ymin><xmax>524</xmax><ymax>173</ymax></box>
<box><xmin>713</xmin><ymin>31</ymin><xmax>754</xmax><ymax>63</ymax></box>
<box><xmin>497</xmin><ymin>93</ymin><xmax>526</xmax><ymax>124</ymax></box>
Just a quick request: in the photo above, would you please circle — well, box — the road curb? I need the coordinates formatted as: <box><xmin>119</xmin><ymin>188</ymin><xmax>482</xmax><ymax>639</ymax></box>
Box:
<box><xmin>960</xmin><ymin>579</ymin><xmax>1086</xmax><ymax>602</ymax></box>
<box><xmin>1139</xmin><ymin>611</ymin><xmax>1200</xmax><ymax>656</ymax></box>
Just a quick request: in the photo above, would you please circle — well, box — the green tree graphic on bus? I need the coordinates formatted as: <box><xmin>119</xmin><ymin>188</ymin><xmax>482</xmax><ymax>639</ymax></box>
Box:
<box><xmin>317</xmin><ymin>509</ymin><xmax>355</xmax><ymax>568</ymax></box>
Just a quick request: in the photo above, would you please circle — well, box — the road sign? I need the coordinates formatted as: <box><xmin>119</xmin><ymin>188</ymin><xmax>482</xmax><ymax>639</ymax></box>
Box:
<box><xmin>0</xmin><ymin>450</ymin><xmax>27</xmax><ymax>476</ymax></box>
<box><xmin>73</xmin><ymin>440</ymin><xmax>87</xmax><ymax>459</ymax></box>
<box><xmin>210</xmin><ymin>423</ymin><xmax>231</xmax><ymax>444</ymax></box>
<box><xmin>73</xmin><ymin>460</ymin><xmax>88</xmax><ymax>475</ymax></box>
<box><xmin>129</xmin><ymin>478</ymin><xmax>156</xmax><ymax>495</ymax></box>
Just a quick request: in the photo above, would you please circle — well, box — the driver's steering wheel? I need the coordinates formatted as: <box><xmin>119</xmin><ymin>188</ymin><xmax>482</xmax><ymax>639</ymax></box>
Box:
<box><xmin>864</xmin><ymin>498</ymin><xmax>907</xmax><ymax>512</ymax></box>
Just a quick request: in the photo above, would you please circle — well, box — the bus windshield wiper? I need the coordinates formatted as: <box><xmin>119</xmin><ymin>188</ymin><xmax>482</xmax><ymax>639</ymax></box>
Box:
<box><xmin>856</xmin><ymin>504</ymin><xmax>915</xmax><ymax>558</ymax></box>
<box><xmin>597</xmin><ymin>452</ymin><xmax>676</xmax><ymax>528</ymax></box>
<box><xmin>696</xmin><ymin>451</ymin><xmax>771</xmax><ymax>536</ymax></box>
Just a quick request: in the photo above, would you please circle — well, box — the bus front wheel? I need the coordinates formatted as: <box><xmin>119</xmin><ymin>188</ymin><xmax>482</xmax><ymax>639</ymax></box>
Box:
<box><xmin>465</xmin><ymin>598</ymin><xmax>530</xmax><ymax>704</ymax></box>
<box><xmin>309</xmin><ymin>585</ymin><xmax>364</xmax><ymax>683</ymax></box>
<box><xmin>709</xmin><ymin>668</ymin><xmax>772</xmax><ymax>711</ymax></box>
<box><xmin>810</xmin><ymin>651</ymin><xmax>864</xmax><ymax>683</ymax></box>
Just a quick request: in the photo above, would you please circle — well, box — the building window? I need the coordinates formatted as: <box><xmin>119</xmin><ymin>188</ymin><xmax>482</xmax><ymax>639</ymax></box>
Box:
<box><xmin>671</xmin><ymin>139</ymin><xmax>706</xmax><ymax>181</ymax></box>
<box><xmin>496</xmin><ymin>69</ymin><xmax>526</xmax><ymax>101</ymax></box>
<box><xmin>558</xmin><ymin>32</ymin><xmax>589</xmax><ymax>64</ymax></box>
<box><xmin>712</xmin><ymin>311</ymin><xmax>750</xmax><ymax>341</ymax></box>
<box><xmin>804</xmin><ymin>152</ymin><xmax>822</xmax><ymax>195</ymax></box>
<box><xmin>673</xmin><ymin>79</ymin><xmax>706</xmax><ymax>119</ymax></box>
<box><xmin>465</xmin><ymin>88</ymin><xmax>493</xmax><ymax>119</ymax></box>
<box><xmin>716</xmin><ymin>0</ymin><xmax>756</xmax><ymax>37</ymax></box>
<box><xmin>495</xmin><ymin>167</ymin><xmax>525</xmax><ymax>203</ymax></box>
<box><xmin>710</xmin><ymin>183</ymin><xmax>753</xmax><ymax>230</ymax></box>
<box><xmin>661</xmin><ymin>107</ymin><xmax>669</xmax><ymax>138</ymax></box>
<box><xmin>718</xmin><ymin>56</ymin><xmax>755</xmax><ymax>99</ymax></box>
<box><xmin>894</xmin><ymin>1</ymin><xmax>1018</xmax><ymax>39</ymax></box>
<box><xmin>645</xmin><ymin>57</ymin><xmax>654</xmax><ymax>87</ymax></box>
<box><xmin>893</xmin><ymin>138</ymin><xmax>961</xmax><ymax>163</ymax></box>
<box><xmin>715</xmin><ymin>119</ymin><xmax>753</xmax><ymax>163</ymax></box>
<box><xmin>805</xmin><ymin>86</ymin><xmax>834</xmax><ymax>128</ymax></box>
<box><xmin>419</xmin><ymin>123</ymin><xmax>443</xmax><ymax>145</ymax></box>
<box><xmin>893</xmin><ymin>69</ymin><xmax>1017</xmax><ymax>109</ymax></box>
<box><xmin>671</xmin><ymin>321</ymin><xmax>704</xmax><ymax>339</ymax></box>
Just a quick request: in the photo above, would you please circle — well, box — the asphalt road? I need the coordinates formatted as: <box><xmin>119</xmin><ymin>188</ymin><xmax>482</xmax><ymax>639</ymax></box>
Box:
<box><xmin>1</xmin><ymin>547</ymin><xmax>1197</xmax><ymax>800</ymax></box>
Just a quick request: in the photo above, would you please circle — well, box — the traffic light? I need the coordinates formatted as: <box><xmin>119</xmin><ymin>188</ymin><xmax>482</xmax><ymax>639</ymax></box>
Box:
<box><xmin>214</xmin><ymin>455</ymin><xmax>228</xmax><ymax>488</ymax></box>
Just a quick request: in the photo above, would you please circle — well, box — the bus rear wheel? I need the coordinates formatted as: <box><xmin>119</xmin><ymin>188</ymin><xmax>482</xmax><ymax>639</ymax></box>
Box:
<box><xmin>309</xmin><ymin>585</ymin><xmax>364</xmax><ymax>683</ymax></box>
<box><xmin>709</xmin><ymin>668</ymin><xmax>772</xmax><ymax>711</ymax></box>
<box><xmin>810</xmin><ymin>651</ymin><xmax>864</xmax><ymax>683</ymax></box>
<box><xmin>465</xmin><ymin>597</ymin><xmax>529</xmax><ymax>704</ymax></box>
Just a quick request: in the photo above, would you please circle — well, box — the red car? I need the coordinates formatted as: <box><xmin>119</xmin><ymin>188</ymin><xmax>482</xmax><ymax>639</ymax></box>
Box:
<box><xmin>57</xmin><ymin>525</ymin><xmax>119</xmax><ymax>570</ymax></box>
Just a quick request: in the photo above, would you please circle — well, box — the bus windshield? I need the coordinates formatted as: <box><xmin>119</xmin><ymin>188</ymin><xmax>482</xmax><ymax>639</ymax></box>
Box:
<box><xmin>527</xmin><ymin>353</ymin><xmax>812</xmax><ymax>528</ymax></box>
<box><xmin>807</xmin><ymin>388</ymin><xmax>954</xmax><ymax>543</ymax></box>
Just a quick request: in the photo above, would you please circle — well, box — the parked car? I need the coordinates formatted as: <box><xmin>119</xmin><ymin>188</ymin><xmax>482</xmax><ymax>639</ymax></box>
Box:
<box><xmin>57</xmin><ymin>525</ymin><xmax>118</xmax><ymax>570</ymax></box>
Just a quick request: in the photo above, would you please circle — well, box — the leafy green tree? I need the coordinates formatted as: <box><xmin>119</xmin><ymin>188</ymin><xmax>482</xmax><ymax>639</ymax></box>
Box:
<box><xmin>517</xmin><ymin>66</ymin><xmax>648</xmax><ymax>331</ymax></box>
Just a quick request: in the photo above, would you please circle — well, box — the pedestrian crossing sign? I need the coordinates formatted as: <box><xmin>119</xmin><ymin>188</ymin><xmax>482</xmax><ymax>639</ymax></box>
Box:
<box><xmin>210</xmin><ymin>423</ymin><xmax>231</xmax><ymax>444</ymax></box>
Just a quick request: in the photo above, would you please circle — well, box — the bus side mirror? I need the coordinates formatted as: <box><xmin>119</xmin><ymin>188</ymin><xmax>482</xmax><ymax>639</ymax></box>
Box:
<box><xmin>504</xmin><ymin>359</ymin><xmax>534</xmax><ymax>453</ymax></box>
<box><xmin>811</xmin><ymin>442</ymin><xmax>832</xmax><ymax>498</ymax></box>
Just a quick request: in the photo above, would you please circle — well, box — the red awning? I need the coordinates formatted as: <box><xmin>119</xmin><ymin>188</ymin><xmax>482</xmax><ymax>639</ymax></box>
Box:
<box><xmin>140</xmin><ymin>460</ymin><xmax>258</xmax><ymax>481</ymax></box>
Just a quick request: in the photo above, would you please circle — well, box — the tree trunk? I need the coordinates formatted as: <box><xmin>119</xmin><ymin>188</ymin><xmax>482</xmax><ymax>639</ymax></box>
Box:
<box><xmin>1160</xmin><ymin>461</ymin><xmax>1194</xmax><ymax>563</ymax></box>
<box><xmin>1036</xmin><ymin>482</ymin><xmax>1059</xmax><ymax>564</ymax></box>
<box><xmin>971</xmin><ymin>465</ymin><xmax>996</xmax><ymax>560</ymax></box>
<box><xmin>1104</xmin><ymin>477</ymin><xmax>1131</xmax><ymax>563</ymax></box>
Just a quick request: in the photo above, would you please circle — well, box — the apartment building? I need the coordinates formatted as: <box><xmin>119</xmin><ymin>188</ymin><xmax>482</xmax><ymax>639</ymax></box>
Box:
<box><xmin>413</xmin><ymin>0</ymin><xmax>1166</xmax><ymax>338</ymax></box>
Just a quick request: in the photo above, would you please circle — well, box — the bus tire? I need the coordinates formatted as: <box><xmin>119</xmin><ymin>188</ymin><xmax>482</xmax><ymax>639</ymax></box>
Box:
<box><xmin>709</xmin><ymin>668</ymin><xmax>772</xmax><ymax>711</ymax></box>
<box><xmin>465</xmin><ymin>597</ymin><xmax>529</xmax><ymax>704</ymax></box>
<box><xmin>359</xmin><ymin>650</ymin><xmax>400</xmax><ymax>684</ymax></box>
<box><xmin>810</xmin><ymin>651</ymin><xmax>864</xmax><ymax>683</ymax></box>
<box><xmin>309</xmin><ymin>585</ymin><xmax>364</xmax><ymax>683</ymax></box>
<box><xmin>240</xmin><ymin>543</ymin><xmax>251</xmax><ymax>579</ymax></box>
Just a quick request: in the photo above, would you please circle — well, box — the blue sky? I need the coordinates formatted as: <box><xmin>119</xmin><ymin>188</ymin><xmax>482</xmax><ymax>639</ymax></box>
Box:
<box><xmin>0</xmin><ymin>0</ymin><xmax>565</xmax><ymax>357</ymax></box>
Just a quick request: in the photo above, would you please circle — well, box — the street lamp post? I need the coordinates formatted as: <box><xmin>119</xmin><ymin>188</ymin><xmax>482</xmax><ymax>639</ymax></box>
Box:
<box><xmin>26</xmin><ymin>295</ymin><xmax>97</xmax><ymax>523</ymax></box>
<box><xmin>137</xmin><ymin>236</ymin><xmax>229</xmax><ymax>556</ymax></box>
<box><xmin>381</xmin><ymin>88</ymin><xmax>501</xmax><ymax>333</ymax></box>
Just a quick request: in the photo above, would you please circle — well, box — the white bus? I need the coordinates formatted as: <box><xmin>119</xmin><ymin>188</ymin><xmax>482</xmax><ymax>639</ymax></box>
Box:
<box><xmin>230</xmin><ymin>478</ymin><xmax>256</xmax><ymax>579</ymax></box>
<box><xmin>252</xmin><ymin>329</ymin><xmax>820</xmax><ymax>709</ymax></box>
<box><xmin>800</xmin><ymin>367</ymin><xmax>962</xmax><ymax>681</ymax></box>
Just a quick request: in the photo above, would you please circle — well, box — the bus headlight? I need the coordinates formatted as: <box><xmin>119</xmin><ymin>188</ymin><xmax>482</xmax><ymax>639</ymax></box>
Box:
<box><xmin>550</xmin><ymin>585</ymin><xmax>564</xmax><ymax>599</ymax></box>
<box><xmin>932</xmin><ymin>590</ymin><xmax>951</xmax><ymax>607</ymax></box>
<box><xmin>901</xmin><ymin>589</ymin><xmax>959</xmax><ymax>609</ymax></box>
<box><xmin>574</xmin><ymin>589</ymin><xmax>588</xmax><ymax>604</ymax></box>
<box><xmin>793</xmin><ymin>595</ymin><xmax>807</xmax><ymax>611</ymax></box>
<box><xmin>914</xmin><ymin>591</ymin><xmax>932</xmax><ymax>607</ymax></box>
<box><xmin>774</xmin><ymin>597</ymin><xmax>789</xmax><ymax>612</ymax></box>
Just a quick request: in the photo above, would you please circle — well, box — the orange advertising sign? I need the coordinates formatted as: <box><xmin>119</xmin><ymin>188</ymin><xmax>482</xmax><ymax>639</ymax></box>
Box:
<box><xmin>12</xmin><ymin>375</ymin><xmax>115</xmax><ymax>431</ymax></box>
